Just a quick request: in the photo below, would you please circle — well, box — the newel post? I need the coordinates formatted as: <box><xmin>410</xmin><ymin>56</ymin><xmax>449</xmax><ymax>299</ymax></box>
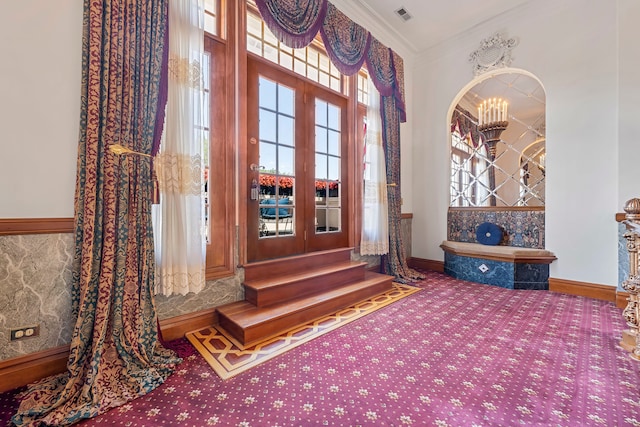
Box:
<box><xmin>620</xmin><ymin>198</ymin><xmax>640</xmax><ymax>360</ymax></box>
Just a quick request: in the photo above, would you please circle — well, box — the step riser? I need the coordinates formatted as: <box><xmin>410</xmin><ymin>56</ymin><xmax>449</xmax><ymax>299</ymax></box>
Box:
<box><xmin>245</xmin><ymin>265</ymin><xmax>366</xmax><ymax>307</ymax></box>
<box><xmin>220</xmin><ymin>278</ymin><xmax>393</xmax><ymax>347</ymax></box>
<box><xmin>244</xmin><ymin>248</ymin><xmax>352</xmax><ymax>281</ymax></box>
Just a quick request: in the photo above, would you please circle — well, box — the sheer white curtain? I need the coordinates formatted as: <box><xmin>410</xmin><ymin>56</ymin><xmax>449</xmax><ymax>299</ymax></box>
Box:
<box><xmin>153</xmin><ymin>0</ymin><xmax>206</xmax><ymax>296</ymax></box>
<box><xmin>360</xmin><ymin>81</ymin><xmax>389</xmax><ymax>255</ymax></box>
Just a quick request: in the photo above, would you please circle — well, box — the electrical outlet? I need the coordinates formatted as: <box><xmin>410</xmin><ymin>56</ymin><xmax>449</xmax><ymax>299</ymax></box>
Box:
<box><xmin>10</xmin><ymin>325</ymin><xmax>39</xmax><ymax>341</ymax></box>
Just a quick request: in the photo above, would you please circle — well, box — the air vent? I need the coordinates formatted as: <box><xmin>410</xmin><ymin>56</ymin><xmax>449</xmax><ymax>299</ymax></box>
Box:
<box><xmin>395</xmin><ymin>7</ymin><xmax>412</xmax><ymax>22</ymax></box>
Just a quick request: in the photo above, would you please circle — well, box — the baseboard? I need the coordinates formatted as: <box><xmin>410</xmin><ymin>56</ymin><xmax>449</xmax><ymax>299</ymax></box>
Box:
<box><xmin>0</xmin><ymin>218</ymin><xmax>74</xmax><ymax>236</ymax></box>
<box><xmin>616</xmin><ymin>291</ymin><xmax>630</xmax><ymax>309</ymax></box>
<box><xmin>408</xmin><ymin>257</ymin><xmax>444</xmax><ymax>273</ymax></box>
<box><xmin>0</xmin><ymin>345</ymin><xmax>70</xmax><ymax>393</ymax></box>
<box><xmin>0</xmin><ymin>308</ymin><xmax>218</xmax><ymax>393</ymax></box>
<box><xmin>548</xmin><ymin>277</ymin><xmax>617</xmax><ymax>303</ymax></box>
<box><xmin>158</xmin><ymin>308</ymin><xmax>218</xmax><ymax>341</ymax></box>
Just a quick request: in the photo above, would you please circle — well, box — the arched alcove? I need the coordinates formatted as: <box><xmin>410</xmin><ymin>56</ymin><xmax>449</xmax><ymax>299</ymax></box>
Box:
<box><xmin>448</xmin><ymin>68</ymin><xmax>546</xmax><ymax>207</ymax></box>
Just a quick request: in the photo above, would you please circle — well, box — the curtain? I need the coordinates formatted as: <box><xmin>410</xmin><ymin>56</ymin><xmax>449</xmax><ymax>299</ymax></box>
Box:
<box><xmin>152</xmin><ymin>0</ymin><xmax>206</xmax><ymax>296</ymax></box>
<box><xmin>254</xmin><ymin>0</ymin><xmax>327</xmax><ymax>48</ymax></box>
<box><xmin>381</xmin><ymin>93</ymin><xmax>425</xmax><ymax>283</ymax></box>
<box><xmin>12</xmin><ymin>1</ymin><xmax>180</xmax><ymax>425</ymax></box>
<box><xmin>320</xmin><ymin>3</ymin><xmax>370</xmax><ymax>75</ymax></box>
<box><xmin>360</xmin><ymin>80</ymin><xmax>389</xmax><ymax>255</ymax></box>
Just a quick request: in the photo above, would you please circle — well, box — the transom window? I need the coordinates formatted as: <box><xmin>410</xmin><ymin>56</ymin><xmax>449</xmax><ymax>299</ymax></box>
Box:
<box><xmin>246</xmin><ymin>1</ymin><xmax>344</xmax><ymax>93</ymax></box>
<box><xmin>357</xmin><ymin>71</ymin><xmax>369</xmax><ymax>105</ymax></box>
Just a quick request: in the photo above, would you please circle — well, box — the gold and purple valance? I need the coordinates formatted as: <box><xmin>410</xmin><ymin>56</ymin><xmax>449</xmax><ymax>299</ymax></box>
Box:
<box><xmin>319</xmin><ymin>3</ymin><xmax>371</xmax><ymax>76</ymax></box>
<box><xmin>253</xmin><ymin>0</ymin><xmax>407</xmax><ymax>123</ymax></box>
<box><xmin>365</xmin><ymin>38</ymin><xmax>406</xmax><ymax>122</ymax></box>
<box><xmin>254</xmin><ymin>0</ymin><xmax>328</xmax><ymax>49</ymax></box>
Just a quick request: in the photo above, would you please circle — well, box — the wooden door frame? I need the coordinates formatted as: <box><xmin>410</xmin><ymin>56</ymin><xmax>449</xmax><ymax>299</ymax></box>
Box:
<box><xmin>303</xmin><ymin>84</ymin><xmax>350</xmax><ymax>253</ymax></box>
<box><xmin>239</xmin><ymin>46</ymin><xmax>364</xmax><ymax>265</ymax></box>
<box><xmin>246</xmin><ymin>58</ymin><xmax>307</xmax><ymax>261</ymax></box>
<box><xmin>243</xmin><ymin>55</ymin><xmax>359</xmax><ymax>263</ymax></box>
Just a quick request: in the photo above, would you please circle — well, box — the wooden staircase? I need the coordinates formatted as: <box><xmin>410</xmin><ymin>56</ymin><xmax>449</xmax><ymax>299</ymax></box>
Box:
<box><xmin>215</xmin><ymin>248</ymin><xmax>394</xmax><ymax>348</ymax></box>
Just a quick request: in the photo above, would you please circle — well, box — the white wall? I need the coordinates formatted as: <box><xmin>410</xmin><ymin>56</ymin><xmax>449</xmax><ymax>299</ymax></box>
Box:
<box><xmin>0</xmin><ymin>1</ymin><xmax>82</xmax><ymax>218</ymax></box>
<box><xmin>618</xmin><ymin>0</ymin><xmax>640</xmax><ymax>207</ymax></box>
<box><xmin>411</xmin><ymin>0</ymin><xmax>621</xmax><ymax>286</ymax></box>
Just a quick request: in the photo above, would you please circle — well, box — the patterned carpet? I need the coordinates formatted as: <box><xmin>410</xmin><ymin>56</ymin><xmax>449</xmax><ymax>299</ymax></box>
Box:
<box><xmin>1</xmin><ymin>270</ymin><xmax>639</xmax><ymax>426</ymax></box>
<box><xmin>186</xmin><ymin>283</ymin><xmax>420</xmax><ymax>379</ymax></box>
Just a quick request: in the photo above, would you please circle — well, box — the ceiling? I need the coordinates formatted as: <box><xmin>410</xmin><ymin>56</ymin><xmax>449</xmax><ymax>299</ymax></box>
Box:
<box><xmin>356</xmin><ymin>0</ymin><xmax>532</xmax><ymax>53</ymax></box>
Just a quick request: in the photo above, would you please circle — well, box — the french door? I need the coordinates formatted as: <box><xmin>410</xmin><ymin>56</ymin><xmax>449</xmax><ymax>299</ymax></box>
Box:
<box><xmin>247</xmin><ymin>58</ymin><xmax>349</xmax><ymax>262</ymax></box>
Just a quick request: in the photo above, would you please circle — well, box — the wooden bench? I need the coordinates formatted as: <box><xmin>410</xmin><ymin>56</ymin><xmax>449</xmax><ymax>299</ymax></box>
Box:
<box><xmin>440</xmin><ymin>241</ymin><xmax>556</xmax><ymax>290</ymax></box>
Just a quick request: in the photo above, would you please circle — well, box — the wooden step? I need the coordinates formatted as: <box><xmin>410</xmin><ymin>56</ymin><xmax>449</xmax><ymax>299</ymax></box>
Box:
<box><xmin>216</xmin><ymin>271</ymin><xmax>393</xmax><ymax>348</ymax></box>
<box><xmin>243</xmin><ymin>247</ymin><xmax>353</xmax><ymax>282</ymax></box>
<box><xmin>244</xmin><ymin>260</ymin><xmax>367</xmax><ymax>307</ymax></box>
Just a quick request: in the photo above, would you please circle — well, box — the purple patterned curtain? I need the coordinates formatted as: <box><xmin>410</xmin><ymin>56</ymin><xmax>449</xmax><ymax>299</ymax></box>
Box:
<box><xmin>366</xmin><ymin>40</ymin><xmax>418</xmax><ymax>280</ymax></box>
<box><xmin>381</xmin><ymin>96</ymin><xmax>425</xmax><ymax>283</ymax></box>
<box><xmin>12</xmin><ymin>1</ymin><xmax>179</xmax><ymax>425</ymax></box>
<box><xmin>320</xmin><ymin>3</ymin><xmax>371</xmax><ymax>75</ymax></box>
<box><xmin>366</xmin><ymin>38</ymin><xmax>395</xmax><ymax>96</ymax></box>
<box><xmin>390</xmin><ymin>50</ymin><xmax>407</xmax><ymax>123</ymax></box>
<box><xmin>253</xmin><ymin>0</ymin><xmax>328</xmax><ymax>48</ymax></box>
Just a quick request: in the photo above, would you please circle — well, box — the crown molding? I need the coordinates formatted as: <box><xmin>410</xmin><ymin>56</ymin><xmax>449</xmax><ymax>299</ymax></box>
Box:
<box><xmin>328</xmin><ymin>0</ymin><xmax>417</xmax><ymax>62</ymax></box>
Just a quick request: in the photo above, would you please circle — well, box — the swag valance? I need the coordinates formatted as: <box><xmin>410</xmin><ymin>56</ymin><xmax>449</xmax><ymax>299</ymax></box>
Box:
<box><xmin>254</xmin><ymin>0</ymin><xmax>406</xmax><ymax>122</ymax></box>
<box><xmin>451</xmin><ymin>106</ymin><xmax>482</xmax><ymax>147</ymax></box>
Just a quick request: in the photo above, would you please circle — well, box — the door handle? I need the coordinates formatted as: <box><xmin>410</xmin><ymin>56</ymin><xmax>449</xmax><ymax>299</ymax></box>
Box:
<box><xmin>250</xmin><ymin>179</ymin><xmax>259</xmax><ymax>200</ymax></box>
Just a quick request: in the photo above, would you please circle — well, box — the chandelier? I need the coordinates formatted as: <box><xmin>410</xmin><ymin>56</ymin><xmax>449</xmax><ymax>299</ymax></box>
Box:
<box><xmin>477</xmin><ymin>98</ymin><xmax>509</xmax><ymax>206</ymax></box>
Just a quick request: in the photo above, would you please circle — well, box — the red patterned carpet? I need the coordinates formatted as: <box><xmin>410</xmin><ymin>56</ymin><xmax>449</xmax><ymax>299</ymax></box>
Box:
<box><xmin>2</xmin><ymin>270</ymin><xmax>639</xmax><ymax>426</ymax></box>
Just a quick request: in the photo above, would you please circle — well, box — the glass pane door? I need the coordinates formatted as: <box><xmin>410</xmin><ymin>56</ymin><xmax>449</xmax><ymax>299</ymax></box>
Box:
<box><xmin>258</xmin><ymin>76</ymin><xmax>296</xmax><ymax>238</ymax></box>
<box><xmin>247</xmin><ymin>58</ymin><xmax>349</xmax><ymax>261</ymax></box>
<box><xmin>314</xmin><ymin>99</ymin><xmax>341</xmax><ymax>234</ymax></box>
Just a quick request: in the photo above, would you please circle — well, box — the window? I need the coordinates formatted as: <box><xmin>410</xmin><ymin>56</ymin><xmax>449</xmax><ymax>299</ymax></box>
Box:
<box><xmin>246</xmin><ymin>1</ymin><xmax>344</xmax><ymax>94</ymax></box>
<box><xmin>203</xmin><ymin>1</ymin><xmax>234</xmax><ymax>278</ymax></box>
<box><xmin>357</xmin><ymin>71</ymin><xmax>369</xmax><ymax>105</ymax></box>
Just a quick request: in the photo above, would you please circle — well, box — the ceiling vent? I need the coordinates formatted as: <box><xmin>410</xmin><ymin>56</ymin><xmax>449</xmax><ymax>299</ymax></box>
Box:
<box><xmin>395</xmin><ymin>7</ymin><xmax>412</xmax><ymax>22</ymax></box>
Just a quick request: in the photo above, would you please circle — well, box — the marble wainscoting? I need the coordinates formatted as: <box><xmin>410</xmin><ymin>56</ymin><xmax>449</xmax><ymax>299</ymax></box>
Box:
<box><xmin>618</xmin><ymin>220</ymin><xmax>630</xmax><ymax>292</ymax></box>
<box><xmin>0</xmin><ymin>234</ymin><xmax>75</xmax><ymax>361</ymax></box>
<box><xmin>0</xmin><ymin>232</ymin><xmax>244</xmax><ymax>362</ymax></box>
<box><xmin>155</xmin><ymin>274</ymin><xmax>243</xmax><ymax>320</ymax></box>
<box><xmin>443</xmin><ymin>252</ymin><xmax>550</xmax><ymax>290</ymax></box>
